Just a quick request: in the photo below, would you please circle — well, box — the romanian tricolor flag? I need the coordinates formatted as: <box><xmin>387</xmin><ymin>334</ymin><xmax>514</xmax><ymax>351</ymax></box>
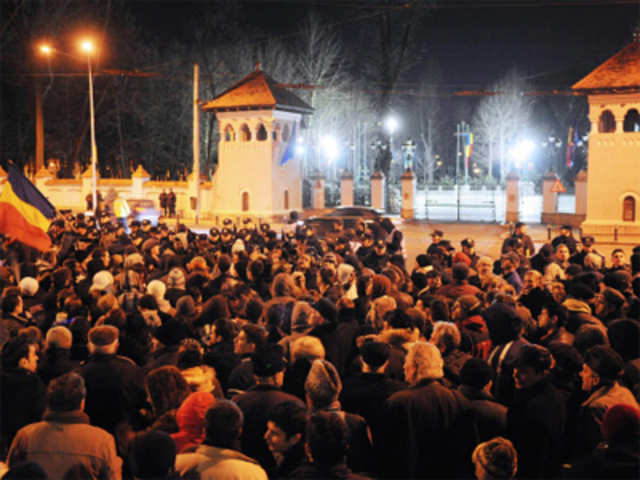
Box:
<box><xmin>464</xmin><ymin>132</ymin><xmax>474</xmax><ymax>169</ymax></box>
<box><xmin>0</xmin><ymin>165</ymin><xmax>56</xmax><ymax>251</ymax></box>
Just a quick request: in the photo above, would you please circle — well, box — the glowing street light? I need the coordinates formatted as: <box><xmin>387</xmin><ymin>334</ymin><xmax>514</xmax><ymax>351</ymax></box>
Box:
<box><xmin>384</xmin><ymin>116</ymin><xmax>399</xmax><ymax>135</ymax></box>
<box><xmin>510</xmin><ymin>139</ymin><xmax>535</xmax><ymax>168</ymax></box>
<box><xmin>320</xmin><ymin>135</ymin><xmax>339</xmax><ymax>163</ymax></box>
<box><xmin>38</xmin><ymin>38</ymin><xmax>100</xmax><ymax>215</ymax></box>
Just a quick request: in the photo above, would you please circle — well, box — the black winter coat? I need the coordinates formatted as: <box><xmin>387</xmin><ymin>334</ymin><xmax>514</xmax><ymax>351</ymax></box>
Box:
<box><xmin>77</xmin><ymin>353</ymin><xmax>147</xmax><ymax>433</ymax></box>
<box><xmin>0</xmin><ymin>369</ymin><xmax>46</xmax><ymax>456</ymax></box>
<box><xmin>379</xmin><ymin>378</ymin><xmax>478</xmax><ymax>478</ymax></box>
<box><xmin>507</xmin><ymin>378</ymin><xmax>567</xmax><ymax>479</ymax></box>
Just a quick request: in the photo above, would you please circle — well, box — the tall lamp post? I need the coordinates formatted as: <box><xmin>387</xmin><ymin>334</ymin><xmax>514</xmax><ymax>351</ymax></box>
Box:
<box><xmin>40</xmin><ymin>39</ymin><xmax>98</xmax><ymax>215</ymax></box>
<box><xmin>81</xmin><ymin>40</ymin><xmax>98</xmax><ymax>217</ymax></box>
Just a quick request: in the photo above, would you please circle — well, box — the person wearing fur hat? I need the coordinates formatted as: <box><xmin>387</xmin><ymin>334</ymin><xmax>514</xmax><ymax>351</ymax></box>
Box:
<box><xmin>77</xmin><ymin>325</ymin><xmax>147</xmax><ymax>435</ymax></box>
<box><xmin>507</xmin><ymin>344</ymin><xmax>566</xmax><ymax>478</ymax></box>
<box><xmin>232</xmin><ymin>344</ymin><xmax>304</xmax><ymax>477</ymax></box>
<box><xmin>304</xmin><ymin>358</ymin><xmax>372</xmax><ymax>474</ymax></box>
<box><xmin>572</xmin><ymin>345</ymin><xmax>640</xmax><ymax>457</ymax></box>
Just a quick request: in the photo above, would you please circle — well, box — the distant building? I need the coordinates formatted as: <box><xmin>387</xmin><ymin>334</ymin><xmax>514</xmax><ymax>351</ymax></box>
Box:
<box><xmin>573</xmin><ymin>30</ymin><xmax>640</xmax><ymax>240</ymax></box>
<box><xmin>202</xmin><ymin>65</ymin><xmax>313</xmax><ymax>220</ymax></box>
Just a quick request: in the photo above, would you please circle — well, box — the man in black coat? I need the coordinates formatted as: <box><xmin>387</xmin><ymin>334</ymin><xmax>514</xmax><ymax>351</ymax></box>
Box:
<box><xmin>379</xmin><ymin>341</ymin><xmax>478</xmax><ymax>478</ymax></box>
<box><xmin>340</xmin><ymin>341</ymin><xmax>405</xmax><ymax>475</ymax></box>
<box><xmin>232</xmin><ymin>344</ymin><xmax>305</xmax><ymax>477</ymax></box>
<box><xmin>0</xmin><ymin>336</ymin><xmax>46</xmax><ymax>456</ymax></box>
<box><xmin>507</xmin><ymin>344</ymin><xmax>566</xmax><ymax>479</ymax></box>
<box><xmin>458</xmin><ymin>358</ymin><xmax>507</xmax><ymax>442</ymax></box>
<box><xmin>77</xmin><ymin>325</ymin><xmax>147</xmax><ymax>434</ymax></box>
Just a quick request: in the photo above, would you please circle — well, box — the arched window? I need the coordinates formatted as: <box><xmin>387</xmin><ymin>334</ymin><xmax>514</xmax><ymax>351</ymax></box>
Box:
<box><xmin>284</xmin><ymin>189</ymin><xmax>289</xmax><ymax>210</ymax></box>
<box><xmin>623</xmin><ymin>196</ymin><xmax>635</xmax><ymax>222</ymax></box>
<box><xmin>598</xmin><ymin>110</ymin><xmax>616</xmax><ymax>133</ymax></box>
<box><xmin>282</xmin><ymin>124</ymin><xmax>290</xmax><ymax>142</ymax></box>
<box><xmin>623</xmin><ymin>109</ymin><xmax>640</xmax><ymax>132</ymax></box>
<box><xmin>240</xmin><ymin>124</ymin><xmax>252</xmax><ymax>142</ymax></box>
<box><xmin>272</xmin><ymin>123</ymin><xmax>280</xmax><ymax>142</ymax></box>
<box><xmin>224</xmin><ymin>124</ymin><xmax>236</xmax><ymax>142</ymax></box>
<box><xmin>256</xmin><ymin>124</ymin><xmax>268</xmax><ymax>141</ymax></box>
<box><xmin>242</xmin><ymin>192</ymin><xmax>250</xmax><ymax>212</ymax></box>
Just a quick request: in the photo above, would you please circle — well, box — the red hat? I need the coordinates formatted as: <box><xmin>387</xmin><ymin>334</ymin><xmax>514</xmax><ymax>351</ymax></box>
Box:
<box><xmin>453</xmin><ymin>252</ymin><xmax>472</xmax><ymax>267</ymax></box>
<box><xmin>601</xmin><ymin>404</ymin><xmax>640</xmax><ymax>444</ymax></box>
<box><xmin>171</xmin><ymin>391</ymin><xmax>215</xmax><ymax>453</ymax></box>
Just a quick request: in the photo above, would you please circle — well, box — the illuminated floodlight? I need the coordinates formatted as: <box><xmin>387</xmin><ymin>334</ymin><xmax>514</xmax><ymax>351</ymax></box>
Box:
<box><xmin>80</xmin><ymin>40</ymin><xmax>95</xmax><ymax>54</ymax></box>
<box><xmin>320</xmin><ymin>135</ymin><xmax>339</xmax><ymax>163</ymax></box>
<box><xmin>384</xmin><ymin>116</ymin><xmax>399</xmax><ymax>135</ymax></box>
<box><xmin>510</xmin><ymin>139</ymin><xmax>535</xmax><ymax>167</ymax></box>
<box><xmin>295</xmin><ymin>143</ymin><xmax>306</xmax><ymax>155</ymax></box>
<box><xmin>40</xmin><ymin>44</ymin><xmax>52</xmax><ymax>55</ymax></box>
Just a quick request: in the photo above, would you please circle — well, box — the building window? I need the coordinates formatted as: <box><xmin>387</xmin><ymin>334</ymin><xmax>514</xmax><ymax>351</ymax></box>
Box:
<box><xmin>284</xmin><ymin>189</ymin><xmax>289</xmax><ymax>210</ymax></box>
<box><xmin>623</xmin><ymin>109</ymin><xmax>640</xmax><ymax>132</ymax></box>
<box><xmin>282</xmin><ymin>124</ymin><xmax>290</xmax><ymax>142</ymax></box>
<box><xmin>272</xmin><ymin>123</ymin><xmax>280</xmax><ymax>141</ymax></box>
<box><xmin>598</xmin><ymin>110</ymin><xmax>615</xmax><ymax>133</ymax></box>
<box><xmin>240</xmin><ymin>124</ymin><xmax>252</xmax><ymax>142</ymax></box>
<box><xmin>224</xmin><ymin>124</ymin><xmax>235</xmax><ymax>142</ymax></box>
<box><xmin>256</xmin><ymin>124</ymin><xmax>268</xmax><ymax>141</ymax></box>
<box><xmin>623</xmin><ymin>196</ymin><xmax>635</xmax><ymax>222</ymax></box>
<box><xmin>242</xmin><ymin>192</ymin><xmax>250</xmax><ymax>212</ymax></box>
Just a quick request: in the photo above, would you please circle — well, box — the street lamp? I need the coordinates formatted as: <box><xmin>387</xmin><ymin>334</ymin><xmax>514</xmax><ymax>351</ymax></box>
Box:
<box><xmin>80</xmin><ymin>39</ymin><xmax>98</xmax><ymax>217</ymax></box>
<box><xmin>40</xmin><ymin>39</ymin><xmax>99</xmax><ymax>216</ymax></box>
<box><xmin>384</xmin><ymin>116</ymin><xmax>399</xmax><ymax>167</ymax></box>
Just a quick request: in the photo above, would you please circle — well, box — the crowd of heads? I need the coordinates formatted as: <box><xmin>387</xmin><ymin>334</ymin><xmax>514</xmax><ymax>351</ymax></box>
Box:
<box><xmin>0</xmin><ymin>213</ymin><xmax>638</xmax><ymax>479</ymax></box>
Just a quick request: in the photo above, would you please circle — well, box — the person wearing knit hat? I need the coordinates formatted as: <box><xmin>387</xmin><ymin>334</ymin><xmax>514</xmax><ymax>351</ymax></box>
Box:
<box><xmin>303</xmin><ymin>359</ymin><xmax>373</xmax><ymax>473</ymax></box>
<box><xmin>232</xmin><ymin>344</ymin><xmax>304</xmax><ymax>477</ymax></box>
<box><xmin>130</xmin><ymin>430</ymin><xmax>176</xmax><ymax>479</ymax></box>
<box><xmin>576</xmin><ymin>345</ymin><xmax>640</xmax><ymax>456</ymax></box>
<box><xmin>472</xmin><ymin>437</ymin><xmax>518</xmax><ymax>480</ymax></box>
<box><xmin>305</xmin><ymin>359</ymin><xmax>343</xmax><ymax>410</ymax></box>
<box><xmin>171</xmin><ymin>391</ymin><xmax>216</xmax><ymax>454</ymax></box>
<box><xmin>165</xmin><ymin>267</ymin><xmax>187</xmax><ymax>307</ymax></box>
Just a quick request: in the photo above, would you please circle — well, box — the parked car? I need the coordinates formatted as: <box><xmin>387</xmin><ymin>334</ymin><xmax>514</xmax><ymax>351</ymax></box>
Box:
<box><xmin>304</xmin><ymin>206</ymin><xmax>382</xmax><ymax>234</ymax></box>
<box><xmin>127</xmin><ymin>198</ymin><xmax>162</xmax><ymax>226</ymax></box>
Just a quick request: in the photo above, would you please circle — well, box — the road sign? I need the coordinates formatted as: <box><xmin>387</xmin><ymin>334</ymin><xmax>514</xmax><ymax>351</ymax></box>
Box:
<box><xmin>550</xmin><ymin>178</ymin><xmax>566</xmax><ymax>193</ymax></box>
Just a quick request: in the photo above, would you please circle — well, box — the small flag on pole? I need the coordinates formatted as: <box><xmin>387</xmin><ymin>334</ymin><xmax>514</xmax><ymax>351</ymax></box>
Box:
<box><xmin>280</xmin><ymin>124</ymin><xmax>297</xmax><ymax>166</ymax></box>
<box><xmin>0</xmin><ymin>165</ymin><xmax>56</xmax><ymax>251</ymax></box>
<box><xmin>464</xmin><ymin>132</ymin><xmax>474</xmax><ymax>170</ymax></box>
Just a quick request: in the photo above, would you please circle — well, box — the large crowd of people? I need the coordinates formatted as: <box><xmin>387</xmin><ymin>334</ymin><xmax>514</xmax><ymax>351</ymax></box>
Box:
<box><xmin>0</xmin><ymin>213</ymin><xmax>638</xmax><ymax>479</ymax></box>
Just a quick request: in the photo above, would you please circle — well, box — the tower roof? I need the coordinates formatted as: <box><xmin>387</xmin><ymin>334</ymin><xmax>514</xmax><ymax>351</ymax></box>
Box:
<box><xmin>202</xmin><ymin>66</ymin><xmax>313</xmax><ymax>114</ymax></box>
<box><xmin>573</xmin><ymin>40</ymin><xmax>640</xmax><ymax>92</ymax></box>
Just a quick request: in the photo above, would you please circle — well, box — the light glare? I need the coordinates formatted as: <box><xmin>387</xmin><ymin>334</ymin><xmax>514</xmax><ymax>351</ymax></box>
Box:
<box><xmin>320</xmin><ymin>135</ymin><xmax>339</xmax><ymax>163</ymax></box>
<box><xmin>40</xmin><ymin>44</ymin><xmax>52</xmax><ymax>55</ymax></box>
<box><xmin>80</xmin><ymin>40</ymin><xmax>94</xmax><ymax>53</ymax></box>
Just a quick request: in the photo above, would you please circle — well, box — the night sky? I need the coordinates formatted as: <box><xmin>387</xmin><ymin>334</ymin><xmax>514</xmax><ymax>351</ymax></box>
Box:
<box><xmin>129</xmin><ymin>0</ymin><xmax>640</xmax><ymax>91</ymax></box>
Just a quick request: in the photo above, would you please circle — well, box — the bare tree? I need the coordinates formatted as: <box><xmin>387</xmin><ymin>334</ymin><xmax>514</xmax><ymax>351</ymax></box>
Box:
<box><xmin>472</xmin><ymin>69</ymin><xmax>533</xmax><ymax>183</ymax></box>
<box><xmin>417</xmin><ymin>59</ymin><xmax>442</xmax><ymax>184</ymax></box>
